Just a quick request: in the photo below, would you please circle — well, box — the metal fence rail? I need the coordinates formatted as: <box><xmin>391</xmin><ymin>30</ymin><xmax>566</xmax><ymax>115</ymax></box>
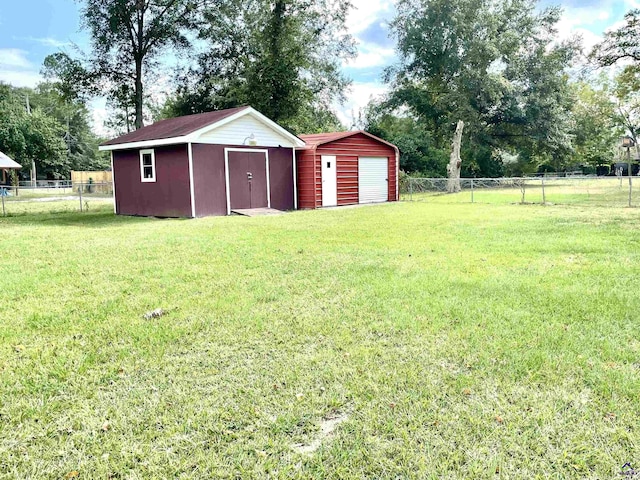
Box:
<box><xmin>1</xmin><ymin>182</ymin><xmax>114</xmax><ymax>216</ymax></box>
<box><xmin>402</xmin><ymin>176</ymin><xmax>638</xmax><ymax>207</ymax></box>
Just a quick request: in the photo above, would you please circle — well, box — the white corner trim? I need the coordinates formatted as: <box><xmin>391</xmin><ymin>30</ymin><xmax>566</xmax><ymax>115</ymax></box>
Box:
<box><xmin>396</xmin><ymin>151</ymin><xmax>400</xmax><ymax>201</ymax></box>
<box><xmin>224</xmin><ymin>149</ymin><xmax>231</xmax><ymax>215</ymax></box>
<box><xmin>292</xmin><ymin>147</ymin><xmax>297</xmax><ymax>210</ymax></box>
<box><xmin>266</xmin><ymin>150</ymin><xmax>271</xmax><ymax>209</ymax></box>
<box><xmin>139</xmin><ymin>149</ymin><xmax>156</xmax><ymax>183</ymax></box>
<box><xmin>110</xmin><ymin>152</ymin><xmax>117</xmax><ymax>214</ymax></box>
<box><xmin>224</xmin><ymin>147</ymin><xmax>271</xmax><ymax>215</ymax></box>
<box><xmin>188</xmin><ymin>143</ymin><xmax>196</xmax><ymax>218</ymax></box>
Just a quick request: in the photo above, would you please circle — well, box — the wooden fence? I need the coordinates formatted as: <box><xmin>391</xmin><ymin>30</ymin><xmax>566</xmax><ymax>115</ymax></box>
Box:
<box><xmin>71</xmin><ymin>171</ymin><xmax>113</xmax><ymax>194</ymax></box>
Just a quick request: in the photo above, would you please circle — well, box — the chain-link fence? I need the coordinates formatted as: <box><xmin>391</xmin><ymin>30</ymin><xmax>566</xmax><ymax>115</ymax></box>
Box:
<box><xmin>0</xmin><ymin>182</ymin><xmax>114</xmax><ymax>216</ymax></box>
<box><xmin>402</xmin><ymin>176</ymin><xmax>640</xmax><ymax>207</ymax></box>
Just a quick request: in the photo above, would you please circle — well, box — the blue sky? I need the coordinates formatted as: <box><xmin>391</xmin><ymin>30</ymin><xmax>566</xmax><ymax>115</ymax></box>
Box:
<box><xmin>0</xmin><ymin>0</ymin><xmax>634</xmax><ymax>131</ymax></box>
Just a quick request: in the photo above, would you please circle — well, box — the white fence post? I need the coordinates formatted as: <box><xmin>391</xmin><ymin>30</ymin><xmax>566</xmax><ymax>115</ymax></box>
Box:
<box><xmin>471</xmin><ymin>178</ymin><xmax>474</xmax><ymax>203</ymax></box>
<box><xmin>541</xmin><ymin>177</ymin><xmax>546</xmax><ymax>205</ymax></box>
<box><xmin>79</xmin><ymin>183</ymin><xmax>83</xmax><ymax>212</ymax></box>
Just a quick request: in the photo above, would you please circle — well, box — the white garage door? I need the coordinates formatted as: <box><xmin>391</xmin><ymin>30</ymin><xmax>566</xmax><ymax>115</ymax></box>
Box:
<box><xmin>358</xmin><ymin>157</ymin><xmax>388</xmax><ymax>204</ymax></box>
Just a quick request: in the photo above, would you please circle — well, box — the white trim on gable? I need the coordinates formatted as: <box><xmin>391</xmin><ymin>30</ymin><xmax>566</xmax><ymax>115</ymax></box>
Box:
<box><xmin>99</xmin><ymin>107</ymin><xmax>305</xmax><ymax>151</ymax></box>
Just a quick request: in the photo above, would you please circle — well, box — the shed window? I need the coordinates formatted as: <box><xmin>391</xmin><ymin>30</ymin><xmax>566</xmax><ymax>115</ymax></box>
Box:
<box><xmin>140</xmin><ymin>149</ymin><xmax>156</xmax><ymax>182</ymax></box>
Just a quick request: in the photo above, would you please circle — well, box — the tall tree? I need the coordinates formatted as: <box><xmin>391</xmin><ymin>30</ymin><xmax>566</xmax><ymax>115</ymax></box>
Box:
<box><xmin>365</xmin><ymin>102</ymin><xmax>449</xmax><ymax>176</ymax></box>
<box><xmin>78</xmin><ymin>0</ymin><xmax>199</xmax><ymax>129</ymax></box>
<box><xmin>0</xmin><ymin>84</ymin><xmax>69</xmax><ymax>179</ymax></box>
<box><xmin>166</xmin><ymin>0</ymin><xmax>355</xmax><ymax>132</ymax></box>
<box><xmin>591</xmin><ymin>9</ymin><xmax>640</xmax><ymax>158</ymax></box>
<box><xmin>570</xmin><ymin>79</ymin><xmax>620</xmax><ymax>170</ymax></box>
<box><xmin>381</xmin><ymin>0</ymin><xmax>579</xmax><ymax>176</ymax></box>
<box><xmin>591</xmin><ymin>9</ymin><xmax>640</xmax><ymax>70</ymax></box>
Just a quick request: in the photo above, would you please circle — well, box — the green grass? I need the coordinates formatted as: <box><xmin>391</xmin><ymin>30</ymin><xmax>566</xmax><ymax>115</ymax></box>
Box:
<box><xmin>1</xmin><ymin>202</ymin><xmax>639</xmax><ymax>478</ymax></box>
<box><xmin>1</xmin><ymin>197</ymin><xmax>112</xmax><ymax>216</ymax></box>
<box><xmin>403</xmin><ymin>177</ymin><xmax>640</xmax><ymax>207</ymax></box>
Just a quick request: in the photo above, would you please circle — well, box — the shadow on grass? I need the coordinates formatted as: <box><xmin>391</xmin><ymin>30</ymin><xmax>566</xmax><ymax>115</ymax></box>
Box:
<box><xmin>0</xmin><ymin>209</ymin><xmax>191</xmax><ymax>228</ymax></box>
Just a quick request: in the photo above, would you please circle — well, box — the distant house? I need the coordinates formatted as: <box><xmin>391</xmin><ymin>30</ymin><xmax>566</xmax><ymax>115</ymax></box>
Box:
<box><xmin>99</xmin><ymin>106</ymin><xmax>305</xmax><ymax>217</ymax></box>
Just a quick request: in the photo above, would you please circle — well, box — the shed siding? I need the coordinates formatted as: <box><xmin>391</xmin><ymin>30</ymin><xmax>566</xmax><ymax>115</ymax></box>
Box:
<box><xmin>192</xmin><ymin>144</ymin><xmax>294</xmax><ymax>215</ymax></box>
<box><xmin>191</xmin><ymin>144</ymin><xmax>227</xmax><ymax>217</ymax></box>
<box><xmin>335</xmin><ymin>155</ymin><xmax>359</xmax><ymax>206</ymax></box>
<box><xmin>388</xmin><ymin>156</ymin><xmax>398</xmax><ymax>202</ymax></box>
<box><xmin>267</xmin><ymin>147</ymin><xmax>295</xmax><ymax>211</ymax></box>
<box><xmin>296</xmin><ymin>151</ymin><xmax>316</xmax><ymax>210</ymax></box>
<box><xmin>315</xmin><ymin>133</ymin><xmax>397</xmax><ymax>206</ymax></box>
<box><xmin>295</xmin><ymin>132</ymin><xmax>399</xmax><ymax>209</ymax></box>
<box><xmin>113</xmin><ymin>144</ymin><xmax>191</xmax><ymax>217</ymax></box>
<box><xmin>196</xmin><ymin>114</ymin><xmax>298</xmax><ymax>148</ymax></box>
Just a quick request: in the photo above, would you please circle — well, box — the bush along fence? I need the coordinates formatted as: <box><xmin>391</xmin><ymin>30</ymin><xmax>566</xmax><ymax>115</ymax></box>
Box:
<box><xmin>0</xmin><ymin>182</ymin><xmax>114</xmax><ymax>216</ymax></box>
<box><xmin>401</xmin><ymin>176</ymin><xmax>639</xmax><ymax>208</ymax></box>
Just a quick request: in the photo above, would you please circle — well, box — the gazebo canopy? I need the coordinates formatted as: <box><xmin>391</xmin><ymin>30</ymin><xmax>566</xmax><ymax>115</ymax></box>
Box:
<box><xmin>0</xmin><ymin>151</ymin><xmax>21</xmax><ymax>170</ymax></box>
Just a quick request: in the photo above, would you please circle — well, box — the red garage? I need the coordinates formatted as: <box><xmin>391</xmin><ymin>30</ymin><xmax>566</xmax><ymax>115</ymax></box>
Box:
<box><xmin>99</xmin><ymin>106</ymin><xmax>305</xmax><ymax>218</ymax></box>
<box><xmin>296</xmin><ymin>131</ymin><xmax>399</xmax><ymax>209</ymax></box>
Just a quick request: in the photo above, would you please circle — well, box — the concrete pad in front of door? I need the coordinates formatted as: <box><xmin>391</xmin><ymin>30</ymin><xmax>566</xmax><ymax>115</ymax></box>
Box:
<box><xmin>231</xmin><ymin>208</ymin><xmax>285</xmax><ymax>217</ymax></box>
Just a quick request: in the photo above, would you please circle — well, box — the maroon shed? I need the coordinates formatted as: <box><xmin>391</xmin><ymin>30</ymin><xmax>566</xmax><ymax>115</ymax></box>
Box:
<box><xmin>99</xmin><ymin>106</ymin><xmax>305</xmax><ymax>218</ymax></box>
<box><xmin>295</xmin><ymin>131</ymin><xmax>399</xmax><ymax>209</ymax></box>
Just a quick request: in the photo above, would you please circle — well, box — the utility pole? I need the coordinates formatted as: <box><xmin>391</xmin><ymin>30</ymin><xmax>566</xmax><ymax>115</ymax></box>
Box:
<box><xmin>26</xmin><ymin>95</ymin><xmax>37</xmax><ymax>187</ymax></box>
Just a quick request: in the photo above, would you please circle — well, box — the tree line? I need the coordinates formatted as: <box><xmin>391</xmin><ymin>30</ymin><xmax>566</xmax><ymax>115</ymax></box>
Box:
<box><xmin>3</xmin><ymin>0</ymin><xmax>640</xmax><ymax>179</ymax></box>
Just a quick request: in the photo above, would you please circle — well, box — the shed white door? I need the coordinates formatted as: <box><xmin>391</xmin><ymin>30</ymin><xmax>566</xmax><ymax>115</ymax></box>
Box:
<box><xmin>358</xmin><ymin>157</ymin><xmax>388</xmax><ymax>203</ymax></box>
<box><xmin>321</xmin><ymin>155</ymin><xmax>337</xmax><ymax>207</ymax></box>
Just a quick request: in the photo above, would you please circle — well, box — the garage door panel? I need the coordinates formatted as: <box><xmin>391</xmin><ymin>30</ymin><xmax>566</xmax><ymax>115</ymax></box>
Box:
<box><xmin>358</xmin><ymin>157</ymin><xmax>388</xmax><ymax>204</ymax></box>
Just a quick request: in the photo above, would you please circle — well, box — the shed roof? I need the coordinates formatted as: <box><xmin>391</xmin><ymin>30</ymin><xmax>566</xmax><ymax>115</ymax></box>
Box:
<box><xmin>298</xmin><ymin>130</ymin><xmax>399</xmax><ymax>153</ymax></box>
<box><xmin>0</xmin><ymin>151</ymin><xmax>21</xmax><ymax>169</ymax></box>
<box><xmin>101</xmin><ymin>106</ymin><xmax>249</xmax><ymax>146</ymax></box>
<box><xmin>99</xmin><ymin>106</ymin><xmax>305</xmax><ymax>150</ymax></box>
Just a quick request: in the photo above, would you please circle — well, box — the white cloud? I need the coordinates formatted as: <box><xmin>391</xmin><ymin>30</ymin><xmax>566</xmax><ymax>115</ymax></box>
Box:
<box><xmin>0</xmin><ymin>49</ymin><xmax>41</xmax><ymax>87</ymax></box>
<box><xmin>346</xmin><ymin>0</ymin><xmax>394</xmax><ymax>34</ymax></box>
<box><xmin>0</xmin><ymin>70</ymin><xmax>42</xmax><ymax>88</ymax></box>
<box><xmin>0</xmin><ymin>48</ymin><xmax>32</xmax><ymax>69</ymax></box>
<box><xmin>16</xmin><ymin>36</ymin><xmax>72</xmax><ymax>48</ymax></box>
<box><xmin>335</xmin><ymin>81</ymin><xmax>389</xmax><ymax>127</ymax></box>
<box><xmin>90</xmin><ymin>98</ymin><xmax>111</xmax><ymax>137</ymax></box>
<box><xmin>344</xmin><ymin>45</ymin><xmax>395</xmax><ymax>69</ymax></box>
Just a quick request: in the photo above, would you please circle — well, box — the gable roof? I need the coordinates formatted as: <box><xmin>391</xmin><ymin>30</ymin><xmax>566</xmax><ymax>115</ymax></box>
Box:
<box><xmin>298</xmin><ymin>130</ymin><xmax>399</xmax><ymax>153</ymax></box>
<box><xmin>0</xmin><ymin>151</ymin><xmax>21</xmax><ymax>169</ymax></box>
<box><xmin>99</xmin><ymin>106</ymin><xmax>305</xmax><ymax>150</ymax></box>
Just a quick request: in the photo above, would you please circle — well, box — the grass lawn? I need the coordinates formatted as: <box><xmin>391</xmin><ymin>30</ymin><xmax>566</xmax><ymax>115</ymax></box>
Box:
<box><xmin>1</xmin><ymin>202</ymin><xmax>639</xmax><ymax>478</ymax></box>
<box><xmin>403</xmin><ymin>177</ymin><xmax>640</xmax><ymax>207</ymax></box>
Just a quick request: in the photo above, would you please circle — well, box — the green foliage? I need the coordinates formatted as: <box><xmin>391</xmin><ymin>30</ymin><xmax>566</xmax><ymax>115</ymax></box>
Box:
<box><xmin>0</xmin><ymin>83</ymin><xmax>108</xmax><ymax>178</ymax></box>
<box><xmin>365</xmin><ymin>104</ymin><xmax>449</xmax><ymax>176</ymax></box>
<box><xmin>166</xmin><ymin>0</ymin><xmax>355</xmax><ymax>133</ymax></box>
<box><xmin>378</xmin><ymin>0</ymin><xmax>579</xmax><ymax>176</ymax></box>
<box><xmin>0</xmin><ymin>84</ymin><xmax>68</xmax><ymax>178</ymax></box>
<box><xmin>77</xmin><ymin>0</ymin><xmax>199</xmax><ymax>130</ymax></box>
<box><xmin>591</xmin><ymin>9</ymin><xmax>640</xmax><ymax>69</ymax></box>
<box><xmin>570</xmin><ymin>79</ymin><xmax>620</xmax><ymax>168</ymax></box>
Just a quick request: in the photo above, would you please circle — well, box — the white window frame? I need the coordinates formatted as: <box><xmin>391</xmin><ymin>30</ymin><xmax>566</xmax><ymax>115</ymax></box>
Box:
<box><xmin>140</xmin><ymin>149</ymin><xmax>156</xmax><ymax>183</ymax></box>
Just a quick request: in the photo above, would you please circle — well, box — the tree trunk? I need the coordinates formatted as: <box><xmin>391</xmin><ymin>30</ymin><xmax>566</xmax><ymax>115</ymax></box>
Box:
<box><xmin>447</xmin><ymin>120</ymin><xmax>464</xmax><ymax>193</ymax></box>
<box><xmin>134</xmin><ymin>56</ymin><xmax>144</xmax><ymax>130</ymax></box>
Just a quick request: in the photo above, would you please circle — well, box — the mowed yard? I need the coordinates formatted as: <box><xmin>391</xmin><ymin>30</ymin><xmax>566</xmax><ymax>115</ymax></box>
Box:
<box><xmin>1</xmin><ymin>201</ymin><xmax>639</xmax><ymax>479</ymax></box>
